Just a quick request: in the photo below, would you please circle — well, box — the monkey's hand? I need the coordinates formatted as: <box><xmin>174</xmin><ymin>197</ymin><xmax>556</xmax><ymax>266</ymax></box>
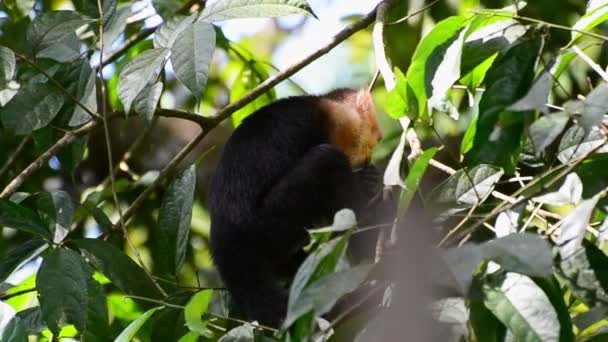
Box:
<box><xmin>353</xmin><ymin>164</ymin><xmax>384</xmax><ymax>207</ymax></box>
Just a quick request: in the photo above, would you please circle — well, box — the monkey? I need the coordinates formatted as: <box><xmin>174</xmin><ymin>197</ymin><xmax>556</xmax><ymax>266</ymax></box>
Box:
<box><xmin>207</xmin><ymin>88</ymin><xmax>383</xmax><ymax>327</ymax></box>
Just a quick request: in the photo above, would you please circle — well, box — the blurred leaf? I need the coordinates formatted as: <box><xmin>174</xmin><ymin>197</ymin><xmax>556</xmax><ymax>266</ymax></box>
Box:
<box><xmin>441</xmin><ymin>244</ymin><xmax>482</xmax><ymax>295</ymax></box>
<box><xmin>557</xmin><ymin>125</ymin><xmax>608</xmax><ymax>163</ymax></box>
<box><xmin>383</xmin><ymin>123</ymin><xmax>407</xmax><ymax>188</ymax></box>
<box><xmin>184</xmin><ymin>290</ymin><xmax>213</xmax><ymax>337</ymax></box>
<box><xmin>133</xmin><ymin>82</ymin><xmax>163</xmax><ymax>125</ymax></box>
<box><xmin>481</xmin><ymin>234</ymin><xmax>553</xmax><ymax>278</ymax></box>
<box><xmin>0</xmin><ymin>46</ymin><xmax>15</xmax><ymax>86</ymax></box>
<box><xmin>581</xmin><ymin>83</ymin><xmax>608</xmax><ymax>133</ymax></box>
<box><xmin>15</xmin><ymin>307</ymin><xmax>45</xmax><ymax>335</ymax></box>
<box><xmin>558</xmin><ymin>195</ymin><xmax>600</xmax><ymax>260</ymax></box>
<box><xmin>285</xmin><ymin>264</ymin><xmax>372</xmax><ymax>327</ymax></box>
<box><xmin>406</xmin><ymin>16</ymin><xmax>468</xmax><ymax>119</ymax></box>
<box><xmin>74</xmin><ymin>239</ymin><xmax>165</xmax><ymax>301</ymax></box>
<box><xmin>430</xmin><ymin>164</ymin><xmax>503</xmax><ymax>211</ymax></box>
<box><xmin>85</xmin><ymin>276</ymin><xmax>111</xmax><ymax>341</ymax></box>
<box><xmin>508</xmin><ymin>65</ymin><xmax>553</xmax><ymax>113</ymax></box>
<box><xmin>218</xmin><ymin>323</ymin><xmax>254</xmax><ymax>342</ymax></box>
<box><xmin>527</xmin><ymin>111</ymin><xmax>570</xmax><ymax>156</ymax></box>
<box><xmin>308</xmin><ymin>208</ymin><xmax>356</xmax><ymax>234</ymax></box>
<box><xmin>0</xmin><ymin>316</ymin><xmax>27</xmax><ymax>342</ymax></box>
<box><xmin>0</xmin><ymin>199</ymin><xmax>51</xmax><ymax>239</ymax></box>
<box><xmin>154</xmin><ymin>14</ymin><xmax>197</xmax><ymax>49</ymax></box>
<box><xmin>0</xmin><ymin>82</ymin><xmax>65</xmax><ymax>135</ymax></box>
<box><xmin>55</xmin><ymin>59</ymin><xmax>97</xmax><ymax>127</ymax></box>
<box><xmin>0</xmin><ymin>239</ymin><xmax>47</xmax><ymax>284</ymax></box>
<box><xmin>26</xmin><ymin>11</ymin><xmax>92</xmax><ymax>61</ymax></box>
<box><xmin>230</xmin><ymin>62</ymin><xmax>275</xmax><ymax>127</ymax></box>
<box><xmin>483</xmin><ymin>273</ymin><xmax>560</xmax><ymax>342</ymax></box>
<box><xmin>118</xmin><ymin>48</ymin><xmax>169</xmax><ymax>114</ymax></box>
<box><xmin>560</xmin><ymin>239</ymin><xmax>608</xmax><ymax>306</ymax></box>
<box><xmin>37</xmin><ymin>248</ymin><xmax>92</xmax><ymax>334</ymax></box>
<box><xmin>200</xmin><ymin>0</ymin><xmax>315</xmax><ymax>22</ymax></box>
<box><xmin>0</xmin><ymin>300</ymin><xmax>17</xmax><ymax>336</ymax></box>
<box><xmin>115</xmin><ymin>306</ymin><xmax>163</xmax><ymax>342</ymax></box>
<box><xmin>156</xmin><ymin>164</ymin><xmax>196</xmax><ymax>278</ymax></box>
<box><xmin>171</xmin><ymin>21</ymin><xmax>216</xmax><ymax>99</ymax></box>
<box><xmin>568</xmin><ymin>4</ymin><xmax>608</xmax><ymax>47</ymax></box>
<box><xmin>533</xmin><ymin>173</ymin><xmax>582</xmax><ymax>206</ymax></box>
<box><xmin>431</xmin><ymin>298</ymin><xmax>469</xmax><ymax>340</ymax></box>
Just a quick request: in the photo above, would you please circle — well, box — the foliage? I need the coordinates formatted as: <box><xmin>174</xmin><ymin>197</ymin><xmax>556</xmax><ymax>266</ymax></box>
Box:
<box><xmin>1</xmin><ymin>0</ymin><xmax>608</xmax><ymax>341</ymax></box>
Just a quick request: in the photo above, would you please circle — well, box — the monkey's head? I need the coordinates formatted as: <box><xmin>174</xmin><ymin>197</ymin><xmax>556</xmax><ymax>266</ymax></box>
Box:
<box><xmin>321</xmin><ymin>88</ymin><xmax>382</xmax><ymax>169</ymax></box>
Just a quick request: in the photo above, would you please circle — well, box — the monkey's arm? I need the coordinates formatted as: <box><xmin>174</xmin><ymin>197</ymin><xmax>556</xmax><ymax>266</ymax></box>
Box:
<box><xmin>261</xmin><ymin>144</ymin><xmax>357</xmax><ymax>225</ymax></box>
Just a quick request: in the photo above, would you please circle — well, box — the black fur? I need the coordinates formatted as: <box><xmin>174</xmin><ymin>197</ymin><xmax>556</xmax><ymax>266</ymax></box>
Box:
<box><xmin>208</xmin><ymin>93</ymin><xmax>375</xmax><ymax>327</ymax></box>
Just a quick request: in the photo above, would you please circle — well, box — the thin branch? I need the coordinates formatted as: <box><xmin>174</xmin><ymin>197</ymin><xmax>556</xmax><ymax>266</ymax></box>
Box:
<box><xmin>118</xmin><ymin>4</ymin><xmax>382</xmax><ymax>224</ymax></box>
<box><xmin>0</xmin><ymin>287</ymin><xmax>36</xmax><ymax>301</ymax></box>
<box><xmin>471</xmin><ymin>10</ymin><xmax>608</xmax><ymax>43</ymax></box>
<box><xmin>0</xmin><ymin>119</ymin><xmax>101</xmax><ymax>199</ymax></box>
<box><xmin>156</xmin><ymin>108</ymin><xmax>214</xmax><ymax>127</ymax></box>
<box><xmin>0</xmin><ymin>134</ymin><xmax>31</xmax><ymax>179</ymax></box>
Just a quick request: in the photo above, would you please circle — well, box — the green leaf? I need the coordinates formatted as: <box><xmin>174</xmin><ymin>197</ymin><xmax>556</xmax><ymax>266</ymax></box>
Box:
<box><xmin>560</xmin><ymin>240</ymin><xmax>608</xmax><ymax>306</ymax></box>
<box><xmin>0</xmin><ymin>82</ymin><xmax>65</xmax><ymax>135</ymax></box>
<box><xmin>480</xmin><ymin>234</ymin><xmax>553</xmax><ymax>278</ymax></box>
<box><xmin>441</xmin><ymin>244</ymin><xmax>482</xmax><ymax>295</ymax></box>
<box><xmin>200</xmin><ymin>0</ymin><xmax>315</xmax><ymax>22</ymax></box>
<box><xmin>406</xmin><ymin>16</ymin><xmax>468</xmax><ymax>119</ymax></box>
<box><xmin>288</xmin><ymin>235</ymin><xmax>349</xmax><ymax>315</ymax></box>
<box><xmin>399</xmin><ymin>147</ymin><xmax>438</xmax><ymax>214</ymax></box>
<box><xmin>118</xmin><ymin>48</ymin><xmax>169</xmax><ymax>114</ymax></box>
<box><xmin>29</xmin><ymin>191</ymin><xmax>74</xmax><ymax>243</ymax></box>
<box><xmin>0</xmin><ymin>46</ymin><xmax>16</xmax><ymax>86</ymax></box>
<box><xmin>171</xmin><ymin>21</ymin><xmax>216</xmax><ymax>99</ymax></box>
<box><xmin>430</xmin><ymin>164</ymin><xmax>503</xmax><ymax>212</ymax></box>
<box><xmin>0</xmin><ymin>199</ymin><xmax>51</xmax><ymax>239</ymax></box>
<box><xmin>154</xmin><ymin>14</ymin><xmax>197</xmax><ymax>49</ymax></box>
<box><xmin>85</xmin><ymin>276</ymin><xmax>111</xmax><ymax>341</ymax></box>
<box><xmin>483</xmin><ymin>273</ymin><xmax>560</xmax><ymax>342</ymax></box>
<box><xmin>184</xmin><ymin>290</ymin><xmax>214</xmax><ymax>337</ymax></box>
<box><xmin>466</xmin><ymin>33</ymin><xmax>542</xmax><ymax>173</ymax></box>
<box><xmin>0</xmin><ymin>316</ymin><xmax>27</xmax><ymax>342</ymax></box>
<box><xmin>308</xmin><ymin>209</ymin><xmax>357</xmax><ymax>234</ymax></box>
<box><xmin>133</xmin><ymin>82</ymin><xmax>163</xmax><ymax>125</ymax></box>
<box><xmin>533</xmin><ymin>173</ymin><xmax>582</xmax><ymax>206</ymax></box>
<box><xmin>56</xmin><ymin>59</ymin><xmax>97</xmax><ymax>127</ymax></box>
<box><xmin>567</xmin><ymin>4</ymin><xmax>608</xmax><ymax>47</ymax></box>
<box><xmin>581</xmin><ymin>83</ymin><xmax>608</xmax><ymax>133</ymax></box>
<box><xmin>557</xmin><ymin>125</ymin><xmax>608</xmax><ymax>164</ymax></box>
<box><xmin>527</xmin><ymin>111</ymin><xmax>570</xmax><ymax>156</ymax></box>
<box><xmin>37</xmin><ymin>248</ymin><xmax>92</xmax><ymax>334</ymax></box>
<box><xmin>26</xmin><ymin>11</ymin><xmax>92</xmax><ymax>61</ymax></box>
<box><xmin>73</xmin><ymin>239</ymin><xmax>165</xmax><ymax>301</ymax></box>
<box><xmin>218</xmin><ymin>323</ymin><xmax>254</xmax><ymax>342</ymax></box>
<box><xmin>385</xmin><ymin>68</ymin><xmax>408</xmax><ymax>119</ymax></box>
<box><xmin>115</xmin><ymin>307</ymin><xmax>163</xmax><ymax>342</ymax></box>
<box><xmin>558</xmin><ymin>195</ymin><xmax>600</xmax><ymax>259</ymax></box>
<box><xmin>15</xmin><ymin>307</ymin><xmax>45</xmax><ymax>335</ymax></box>
<box><xmin>285</xmin><ymin>264</ymin><xmax>372</xmax><ymax>327</ymax></box>
<box><xmin>0</xmin><ymin>239</ymin><xmax>47</xmax><ymax>284</ymax></box>
<box><xmin>156</xmin><ymin>165</ymin><xmax>196</xmax><ymax>277</ymax></box>
<box><xmin>0</xmin><ymin>301</ymin><xmax>17</xmax><ymax>336</ymax></box>
<box><xmin>508</xmin><ymin>66</ymin><xmax>553</xmax><ymax>113</ymax></box>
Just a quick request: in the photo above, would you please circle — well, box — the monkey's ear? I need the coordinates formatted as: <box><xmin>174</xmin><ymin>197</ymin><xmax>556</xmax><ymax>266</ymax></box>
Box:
<box><xmin>355</xmin><ymin>89</ymin><xmax>374</xmax><ymax>115</ymax></box>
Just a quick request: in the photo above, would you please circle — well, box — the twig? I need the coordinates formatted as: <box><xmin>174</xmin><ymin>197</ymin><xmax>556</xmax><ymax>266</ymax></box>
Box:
<box><xmin>98</xmin><ymin>0</ymin><xmax>166</xmax><ymax>297</ymax></box>
<box><xmin>0</xmin><ymin>119</ymin><xmax>101</xmax><ymax>198</ymax></box>
<box><xmin>0</xmin><ymin>287</ymin><xmax>36</xmax><ymax>301</ymax></box>
<box><xmin>0</xmin><ymin>109</ymin><xmax>212</xmax><ymax>199</ymax></box>
<box><xmin>118</xmin><ymin>3</ymin><xmax>383</xmax><ymax>224</ymax></box>
<box><xmin>0</xmin><ymin>134</ymin><xmax>31</xmax><ymax>179</ymax></box>
<box><xmin>471</xmin><ymin>10</ymin><xmax>608</xmax><ymax>43</ymax></box>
